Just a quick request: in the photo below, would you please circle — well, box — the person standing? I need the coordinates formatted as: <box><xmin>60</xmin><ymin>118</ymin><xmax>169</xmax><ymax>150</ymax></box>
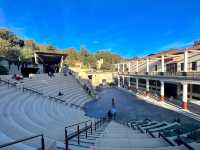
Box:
<box><xmin>111</xmin><ymin>97</ymin><xmax>116</xmax><ymax>120</ymax></box>
<box><xmin>112</xmin><ymin>97</ymin><xmax>115</xmax><ymax>106</ymax></box>
<box><xmin>111</xmin><ymin>106</ymin><xmax>116</xmax><ymax>120</ymax></box>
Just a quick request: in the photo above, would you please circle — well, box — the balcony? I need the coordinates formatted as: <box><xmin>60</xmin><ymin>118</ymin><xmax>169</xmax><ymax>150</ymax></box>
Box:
<box><xmin>118</xmin><ymin>71</ymin><xmax>200</xmax><ymax>82</ymax></box>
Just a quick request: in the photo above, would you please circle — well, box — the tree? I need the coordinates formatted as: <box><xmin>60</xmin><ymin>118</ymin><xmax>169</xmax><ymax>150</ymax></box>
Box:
<box><xmin>95</xmin><ymin>51</ymin><xmax>122</xmax><ymax>70</ymax></box>
<box><xmin>80</xmin><ymin>47</ymin><xmax>89</xmax><ymax>57</ymax></box>
<box><xmin>0</xmin><ymin>29</ymin><xmax>24</xmax><ymax>60</ymax></box>
<box><xmin>0</xmin><ymin>29</ymin><xmax>24</xmax><ymax>47</ymax></box>
<box><xmin>80</xmin><ymin>47</ymin><xmax>89</xmax><ymax>66</ymax></box>
<box><xmin>87</xmin><ymin>54</ymin><xmax>97</xmax><ymax>69</ymax></box>
<box><xmin>111</xmin><ymin>54</ymin><xmax>121</xmax><ymax>64</ymax></box>
<box><xmin>5</xmin><ymin>47</ymin><xmax>21</xmax><ymax>61</ymax></box>
<box><xmin>46</xmin><ymin>44</ymin><xmax>57</xmax><ymax>51</ymax></box>
<box><xmin>0</xmin><ymin>29</ymin><xmax>15</xmax><ymax>40</ymax></box>
<box><xmin>64</xmin><ymin>48</ymin><xmax>79</xmax><ymax>60</ymax></box>
<box><xmin>0</xmin><ymin>39</ymin><xmax>10</xmax><ymax>56</ymax></box>
<box><xmin>20</xmin><ymin>46</ymin><xmax>33</xmax><ymax>62</ymax></box>
<box><xmin>63</xmin><ymin>48</ymin><xmax>80</xmax><ymax>66</ymax></box>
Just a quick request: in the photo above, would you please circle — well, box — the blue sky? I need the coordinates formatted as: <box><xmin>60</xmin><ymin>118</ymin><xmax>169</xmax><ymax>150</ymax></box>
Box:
<box><xmin>0</xmin><ymin>0</ymin><xmax>200</xmax><ymax>57</ymax></box>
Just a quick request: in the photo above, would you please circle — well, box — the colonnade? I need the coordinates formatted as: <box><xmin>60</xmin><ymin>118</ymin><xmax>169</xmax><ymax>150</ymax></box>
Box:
<box><xmin>117</xmin><ymin>50</ymin><xmax>189</xmax><ymax>109</ymax></box>
<box><xmin>117</xmin><ymin>76</ymin><xmax>189</xmax><ymax>110</ymax></box>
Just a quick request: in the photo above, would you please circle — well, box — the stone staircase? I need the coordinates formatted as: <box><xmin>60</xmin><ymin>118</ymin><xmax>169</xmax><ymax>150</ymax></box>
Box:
<box><xmin>0</xmin><ymin>81</ymin><xmax>94</xmax><ymax>150</ymax></box>
<box><xmin>90</xmin><ymin>121</ymin><xmax>193</xmax><ymax>150</ymax></box>
<box><xmin>57</xmin><ymin>121</ymin><xmax>109</xmax><ymax>150</ymax></box>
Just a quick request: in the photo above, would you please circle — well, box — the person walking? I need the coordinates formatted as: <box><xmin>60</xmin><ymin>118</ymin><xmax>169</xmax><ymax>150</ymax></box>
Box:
<box><xmin>111</xmin><ymin>97</ymin><xmax>116</xmax><ymax>120</ymax></box>
<box><xmin>112</xmin><ymin>97</ymin><xmax>115</xmax><ymax>106</ymax></box>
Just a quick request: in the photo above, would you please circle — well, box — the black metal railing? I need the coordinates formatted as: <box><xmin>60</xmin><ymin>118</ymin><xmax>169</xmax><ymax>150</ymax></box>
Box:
<box><xmin>175</xmin><ymin>138</ymin><xmax>195</xmax><ymax>150</ymax></box>
<box><xmin>119</xmin><ymin>71</ymin><xmax>200</xmax><ymax>81</ymax></box>
<box><xmin>146</xmin><ymin>129</ymin><xmax>156</xmax><ymax>138</ymax></box>
<box><xmin>135</xmin><ymin>89</ymin><xmax>185</xmax><ymax>109</ymax></box>
<box><xmin>49</xmin><ymin>96</ymin><xmax>65</xmax><ymax>103</ymax></box>
<box><xmin>0</xmin><ymin>134</ymin><xmax>45</xmax><ymax>149</ymax></box>
<box><xmin>158</xmin><ymin>132</ymin><xmax>175</xmax><ymax>146</ymax></box>
<box><xmin>0</xmin><ymin>78</ymin><xmax>17</xmax><ymax>88</ymax></box>
<box><xmin>65</xmin><ymin>117</ymin><xmax>108</xmax><ymax>150</ymax></box>
<box><xmin>22</xmin><ymin>86</ymin><xmax>43</xmax><ymax>95</ymax></box>
<box><xmin>1</xmin><ymin>76</ymin><xmax>84</xmax><ymax>111</ymax></box>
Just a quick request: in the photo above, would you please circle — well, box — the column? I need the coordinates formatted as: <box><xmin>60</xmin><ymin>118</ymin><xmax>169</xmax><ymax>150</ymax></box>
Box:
<box><xmin>59</xmin><ymin>56</ymin><xmax>64</xmax><ymax>73</ymax></box>
<box><xmin>123</xmin><ymin>64</ymin><xmax>125</xmax><ymax>72</ymax></box>
<box><xmin>117</xmin><ymin>64</ymin><xmax>120</xmax><ymax>72</ymax></box>
<box><xmin>128</xmin><ymin>62</ymin><xmax>131</xmax><ymax>73</ymax></box>
<box><xmin>182</xmin><ymin>82</ymin><xmax>188</xmax><ymax>110</ymax></box>
<box><xmin>184</xmin><ymin>50</ymin><xmax>188</xmax><ymax>74</ymax></box>
<box><xmin>34</xmin><ymin>53</ymin><xmax>38</xmax><ymax>64</ymax></box>
<box><xmin>136</xmin><ymin>60</ymin><xmax>139</xmax><ymax>73</ymax></box>
<box><xmin>146</xmin><ymin>58</ymin><xmax>149</xmax><ymax>74</ymax></box>
<box><xmin>160</xmin><ymin>81</ymin><xmax>165</xmax><ymax>101</ymax></box>
<box><xmin>136</xmin><ymin>78</ymin><xmax>139</xmax><ymax>92</ymax></box>
<box><xmin>161</xmin><ymin>55</ymin><xmax>165</xmax><ymax>74</ymax></box>
<box><xmin>146</xmin><ymin>79</ymin><xmax>149</xmax><ymax>96</ymax></box>
<box><xmin>122</xmin><ymin>76</ymin><xmax>125</xmax><ymax>87</ymax></box>
<box><xmin>128</xmin><ymin>76</ymin><xmax>131</xmax><ymax>87</ymax></box>
<box><xmin>190</xmin><ymin>84</ymin><xmax>193</xmax><ymax>100</ymax></box>
<box><xmin>118</xmin><ymin>75</ymin><xmax>120</xmax><ymax>87</ymax></box>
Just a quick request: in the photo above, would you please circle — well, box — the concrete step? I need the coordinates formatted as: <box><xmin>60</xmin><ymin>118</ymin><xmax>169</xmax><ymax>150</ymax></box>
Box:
<box><xmin>91</xmin><ymin>121</ymin><xmax>173</xmax><ymax>150</ymax></box>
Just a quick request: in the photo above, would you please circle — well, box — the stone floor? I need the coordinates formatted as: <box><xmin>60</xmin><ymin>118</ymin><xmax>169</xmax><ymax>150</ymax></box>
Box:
<box><xmin>84</xmin><ymin>87</ymin><xmax>200</xmax><ymax>126</ymax></box>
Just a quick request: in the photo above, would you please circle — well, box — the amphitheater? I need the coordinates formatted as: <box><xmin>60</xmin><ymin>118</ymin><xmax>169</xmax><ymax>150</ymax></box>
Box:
<box><xmin>0</xmin><ymin>71</ymin><xmax>200</xmax><ymax>150</ymax></box>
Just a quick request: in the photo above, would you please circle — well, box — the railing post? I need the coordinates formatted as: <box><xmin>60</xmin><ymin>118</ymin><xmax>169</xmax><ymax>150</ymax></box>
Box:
<box><xmin>90</xmin><ymin>122</ymin><xmax>93</xmax><ymax>135</ymax></box>
<box><xmin>99</xmin><ymin>118</ymin><xmax>101</xmax><ymax>127</ymax></box>
<box><xmin>85</xmin><ymin>122</ymin><xmax>88</xmax><ymax>138</ymax></box>
<box><xmin>77</xmin><ymin>125</ymin><xmax>80</xmax><ymax>144</ymax></box>
<box><xmin>95</xmin><ymin>121</ymin><xmax>96</xmax><ymax>131</ymax></box>
<box><xmin>65</xmin><ymin>128</ymin><xmax>68</xmax><ymax>150</ymax></box>
<box><xmin>41</xmin><ymin>135</ymin><xmax>45</xmax><ymax>150</ymax></box>
<box><xmin>158</xmin><ymin>132</ymin><xmax>161</xmax><ymax>138</ymax></box>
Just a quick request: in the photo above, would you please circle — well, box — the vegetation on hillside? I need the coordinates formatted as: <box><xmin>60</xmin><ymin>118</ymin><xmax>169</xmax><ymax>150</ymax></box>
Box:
<box><xmin>0</xmin><ymin>28</ymin><xmax>122</xmax><ymax>71</ymax></box>
<box><xmin>64</xmin><ymin>47</ymin><xmax>121</xmax><ymax>71</ymax></box>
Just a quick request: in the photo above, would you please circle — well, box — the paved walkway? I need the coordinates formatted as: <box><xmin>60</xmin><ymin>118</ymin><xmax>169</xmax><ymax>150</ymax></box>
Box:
<box><xmin>84</xmin><ymin>87</ymin><xmax>200</xmax><ymax>126</ymax></box>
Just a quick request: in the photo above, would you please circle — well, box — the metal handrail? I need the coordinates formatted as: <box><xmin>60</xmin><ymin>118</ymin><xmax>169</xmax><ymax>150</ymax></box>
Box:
<box><xmin>49</xmin><ymin>96</ymin><xmax>65</xmax><ymax>103</ymax></box>
<box><xmin>22</xmin><ymin>86</ymin><xmax>43</xmax><ymax>95</ymax></box>
<box><xmin>1</xmin><ymin>77</ymin><xmax>84</xmax><ymax>110</ymax></box>
<box><xmin>175</xmin><ymin>138</ymin><xmax>195</xmax><ymax>150</ymax></box>
<box><xmin>65</xmin><ymin>117</ymin><xmax>108</xmax><ymax>150</ymax></box>
<box><xmin>65</xmin><ymin>120</ymin><xmax>92</xmax><ymax>129</ymax></box>
<box><xmin>158</xmin><ymin>132</ymin><xmax>175</xmax><ymax>146</ymax></box>
<box><xmin>0</xmin><ymin>134</ymin><xmax>45</xmax><ymax>149</ymax></box>
<box><xmin>0</xmin><ymin>78</ymin><xmax>17</xmax><ymax>87</ymax></box>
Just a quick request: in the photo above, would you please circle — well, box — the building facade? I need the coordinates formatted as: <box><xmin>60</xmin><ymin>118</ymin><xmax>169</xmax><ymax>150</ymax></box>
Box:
<box><xmin>115</xmin><ymin>41</ymin><xmax>200</xmax><ymax>110</ymax></box>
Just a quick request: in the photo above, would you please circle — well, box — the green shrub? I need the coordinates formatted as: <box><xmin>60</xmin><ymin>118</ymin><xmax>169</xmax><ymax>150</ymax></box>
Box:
<box><xmin>0</xmin><ymin>65</ymin><xmax>8</xmax><ymax>75</ymax></box>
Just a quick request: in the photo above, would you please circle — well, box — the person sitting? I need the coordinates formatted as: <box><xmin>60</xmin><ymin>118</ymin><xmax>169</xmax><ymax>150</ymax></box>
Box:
<box><xmin>12</xmin><ymin>74</ymin><xmax>17</xmax><ymax>79</ymax></box>
<box><xmin>58</xmin><ymin>91</ymin><xmax>64</xmax><ymax>96</ymax></box>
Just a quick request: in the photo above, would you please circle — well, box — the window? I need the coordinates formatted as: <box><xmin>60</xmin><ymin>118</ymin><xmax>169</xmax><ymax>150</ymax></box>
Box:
<box><xmin>181</xmin><ymin>63</ymin><xmax>184</xmax><ymax>71</ymax></box>
<box><xmin>155</xmin><ymin>65</ymin><xmax>157</xmax><ymax>71</ymax></box>
<box><xmin>192</xmin><ymin>62</ymin><xmax>197</xmax><ymax>71</ymax></box>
